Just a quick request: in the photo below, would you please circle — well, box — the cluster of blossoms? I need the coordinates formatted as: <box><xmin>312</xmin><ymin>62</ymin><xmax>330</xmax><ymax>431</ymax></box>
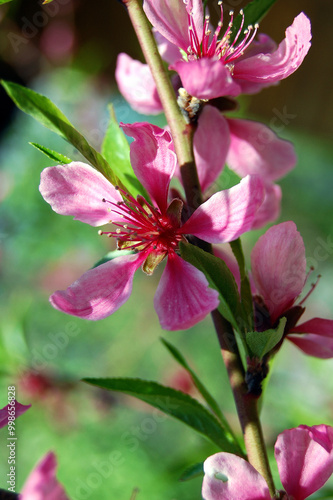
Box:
<box><xmin>40</xmin><ymin>1</ymin><xmax>313</xmax><ymax>331</ymax></box>
<box><xmin>33</xmin><ymin>1</ymin><xmax>333</xmax><ymax>499</ymax></box>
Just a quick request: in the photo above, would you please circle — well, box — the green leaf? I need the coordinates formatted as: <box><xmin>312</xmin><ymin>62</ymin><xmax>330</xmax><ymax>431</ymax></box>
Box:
<box><xmin>230</xmin><ymin>239</ymin><xmax>254</xmax><ymax>333</ymax></box>
<box><xmin>179</xmin><ymin>462</ymin><xmax>204</xmax><ymax>482</ymax></box>
<box><xmin>160</xmin><ymin>338</ymin><xmax>235</xmax><ymax>436</ymax></box>
<box><xmin>230</xmin><ymin>0</ymin><xmax>278</xmax><ymax>43</ymax></box>
<box><xmin>179</xmin><ymin>242</ymin><xmax>240</xmax><ymax>329</ymax></box>
<box><xmin>102</xmin><ymin>104</ymin><xmax>147</xmax><ymax>198</ymax></box>
<box><xmin>246</xmin><ymin>317</ymin><xmax>287</xmax><ymax>359</ymax></box>
<box><xmin>0</xmin><ymin>0</ymin><xmax>12</xmax><ymax>5</ymax></box>
<box><xmin>83</xmin><ymin>377</ymin><xmax>243</xmax><ymax>454</ymax></box>
<box><xmin>1</xmin><ymin>80</ymin><xmax>120</xmax><ymax>186</ymax></box>
<box><xmin>29</xmin><ymin>142</ymin><xmax>72</xmax><ymax>164</ymax></box>
<box><xmin>92</xmin><ymin>250</ymin><xmax>135</xmax><ymax>269</ymax></box>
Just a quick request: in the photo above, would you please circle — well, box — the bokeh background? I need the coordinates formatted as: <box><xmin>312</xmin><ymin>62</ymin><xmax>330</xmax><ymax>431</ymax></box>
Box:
<box><xmin>0</xmin><ymin>0</ymin><xmax>333</xmax><ymax>498</ymax></box>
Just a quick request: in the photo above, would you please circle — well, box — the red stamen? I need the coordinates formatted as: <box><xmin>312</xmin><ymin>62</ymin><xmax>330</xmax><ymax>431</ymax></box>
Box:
<box><xmin>184</xmin><ymin>1</ymin><xmax>259</xmax><ymax>67</ymax></box>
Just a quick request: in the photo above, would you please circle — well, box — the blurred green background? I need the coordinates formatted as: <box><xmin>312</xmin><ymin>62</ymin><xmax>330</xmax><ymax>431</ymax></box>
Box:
<box><xmin>0</xmin><ymin>0</ymin><xmax>333</xmax><ymax>498</ymax></box>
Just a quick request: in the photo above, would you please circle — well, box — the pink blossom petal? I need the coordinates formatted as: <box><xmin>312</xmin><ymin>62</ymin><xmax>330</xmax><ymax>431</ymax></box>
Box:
<box><xmin>115</xmin><ymin>53</ymin><xmax>163</xmax><ymax>115</ymax></box>
<box><xmin>121</xmin><ymin>122</ymin><xmax>177</xmax><ymax>213</ymax></box>
<box><xmin>291</xmin><ymin>318</ymin><xmax>333</xmax><ymax>337</ymax></box>
<box><xmin>0</xmin><ymin>400</ymin><xmax>31</xmax><ymax>428</ymax></box>
<box><xmin>194</xmin><ymin>106</ymin><xmax>230</xmax><ymax>192</ymax></box>
<box><xmin>202</xmin><ymin>452</ymin><xmax>271</xmax><ymax>500</ymax></box>
<box><xmin>154</xmin><ymin>253</ymin><xmax>219</xmax><ymax>331</ymax></box>
<box><xmin>235</xmin><ymin>34</ymin><xmax>277</xmax><ymax>94</ymax></box>
<box><xmin>251</xmin><ymin>183</ymin><xmax>282</xmax><ymax>230</ymax></box>
<box><xmin>226</xmin><ymin>118</ymin><xmax>297</xmax><ymax>182</ymax></box>
<box><xmin>171</xmin><ymin>59</ymin><xmax>241</xmax><ymax>100</ymax></box>
<box><xmin>21</xmin><ymin>452</ymin><xmax>69</xmax><ymax>500</ymax></box>
<box><xmin>50</xmin><ymin>253</ymin><xmax>145</xmax><ymax>320</ymax></box>
<box><xmin>251</xmin><ymin>222</ymin><xmax>306</xmax><ymax>323</ymax></box>
<box><xmin>234</xmin><ymin>78</ymin><xmax>277</xmax><ymax>95</ymax></box>
<box><xmin>39</xmin><ymin>162</ymin><xmax>123</xmax><ymax>227</ymax></box>
<box><xmin>143</xmin><ymin>0</ymin><xmax>191</xmax><ymax>52</ymax></box>
<box><xmin>288</xmin><ymin>334</ymin><xmax>333</xmax><ymax>359</ymax></box>
<box><xmin>180</xmin><ymin>176</ymin><xmax>264</xmax><ymax>244</ymax></box>
<box><xmin>275</xmin><ymin>425</ymin><xmax>333</xmax><ymax>499</ymax></box>
<box><xmin>288</xmin><ymin>318</ymin><xmax>333</xmax><ymax>358</ymax></box>
<box><xmin>154</xmin><ymin>28</ymin><xmax>182</xmax><ymax>65</ymax></box>
<box><xmin>239</xmin><ymin>34</ymin><xmax>277</xmax><ymax>60</ymax></box>
<box><xmin>185</xmin><ymin>0</ymin><xmax>204</xmax><ymax>42</ymax></box>
<box><xmin>234</xmin><ymin>13</ymin><xmax>312</xmax><ymax>85</ymax></box>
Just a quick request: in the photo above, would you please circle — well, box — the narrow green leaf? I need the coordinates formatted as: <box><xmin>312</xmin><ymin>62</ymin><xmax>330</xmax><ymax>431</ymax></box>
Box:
<box><xmin>160</xmin><ymin>338</ymin><xmax>235</xmax><ymax>439</ymax></box>
<box><xmin>92</xmin><ymin>250</ymin><xmax>135</xmax><ymax>269</ymax></box>
<box><xmin>102</xmin><ymin>104</ymin><xmax>147</xmax><ymax>198</ymax></box>
<box><xmin>0</xmin><ymin>0</ymin><xmax>12</xmax><ymax>5</ymax></box>
<box><xmin>179</xmin><ymin>462</ymin><xmax>204</xmax><ymax>482</ymax></box>
<box><xmin>230</xmin><ymin>239</ymin><xmax>254</xmax><ymax>332</ymax></box>
<box><xmin>230</xmin><ymin>0</ymin><xmax>278</xmax><ymax>43</ymax></box>
<box><xmin>1</xmin><ymin>80</ymin><xmax>120</xmax><ymax>185</ymax></box>
<box><xmin>246</xmin><ymin>317</ymin><xmax>287</xmax><ymax>359</ymax></box>
<box><xmin>179</xmin><ymin>242</ymin><xmax>240</xmax><ymax>329</ymax></box>
<box><xmin>29</xmin><ymin>142</ymin><xmax>72</xmax><ymax>164</ymax></box>
<box><xmin>83</xmin><ymin>377</ymin><xmax>243</xmax><ymax>454</ymax></box>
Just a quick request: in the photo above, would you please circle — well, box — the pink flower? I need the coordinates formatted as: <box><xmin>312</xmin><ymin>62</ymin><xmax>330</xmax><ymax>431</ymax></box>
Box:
<box><xmin>251</xmin><ymin>222</ymin><xmax>333</xmax><ymax>358</ymax></box>
<box><xmin>143</xmin><ymin>0</ymin><xmax>311</xmax><ymax>100</ymax></box>
<box><xmin>21</xmin><ymin>452</ymin><xmax>69</xmax><ymax>499</ymax></box>
<box><xmin>0</xmin><ymin>400</ymin><xmax>31</xmax><ymax>428</ymax></box>
<box><xmin>39</xmin><ymin>123</ymin><xmax>264</xmax><ymax>331</ymax></box>
<box><xmin>202</xmin><ymin>424</ymin><xmax>333</xmax><ymax>500</ymax></box>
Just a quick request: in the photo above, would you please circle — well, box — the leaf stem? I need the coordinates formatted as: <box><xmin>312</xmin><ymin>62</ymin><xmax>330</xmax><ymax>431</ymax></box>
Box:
<box><xmin>123</xmin><ymin>0</ymin><xmax>202</xmax><ymax>211</ymax></box>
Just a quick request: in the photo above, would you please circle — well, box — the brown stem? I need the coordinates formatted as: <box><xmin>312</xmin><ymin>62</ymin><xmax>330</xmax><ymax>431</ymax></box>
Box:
<box><xmin>211</xmin><ymin>310</ymin><xmax>275</xmax><ymax>496</ymax></box>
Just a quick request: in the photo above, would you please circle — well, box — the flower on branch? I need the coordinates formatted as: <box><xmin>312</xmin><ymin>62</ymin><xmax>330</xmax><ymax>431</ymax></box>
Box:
<box><xmin>202</xmin><ymin>424</ymin><xmax>333</xmax><ymax>500</ymax></box>
<box><xmin>39</xmin><ymin>123</ymin><xmax>264</xmax><ymax>330</ymax></box>
<box><xmin>251</xmin><ymin>221</ymin><xmax>333</xmax><ymax>358</ymax></box>
<box><xmin>143</xmin><ymin>0</ymin><xmax>311</xmax><ymax>100</ymax></box>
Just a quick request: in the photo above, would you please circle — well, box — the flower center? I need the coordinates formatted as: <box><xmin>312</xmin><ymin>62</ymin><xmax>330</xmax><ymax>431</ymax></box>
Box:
<box><xmin>99</xmin><ymin>189</ymin><xmax>183</xmax><ymax>256</ymax></box>
<box><xmin>186</xmin><ymin>1</ymin><xmax>258</xmax><ymax>68</ymax></box>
